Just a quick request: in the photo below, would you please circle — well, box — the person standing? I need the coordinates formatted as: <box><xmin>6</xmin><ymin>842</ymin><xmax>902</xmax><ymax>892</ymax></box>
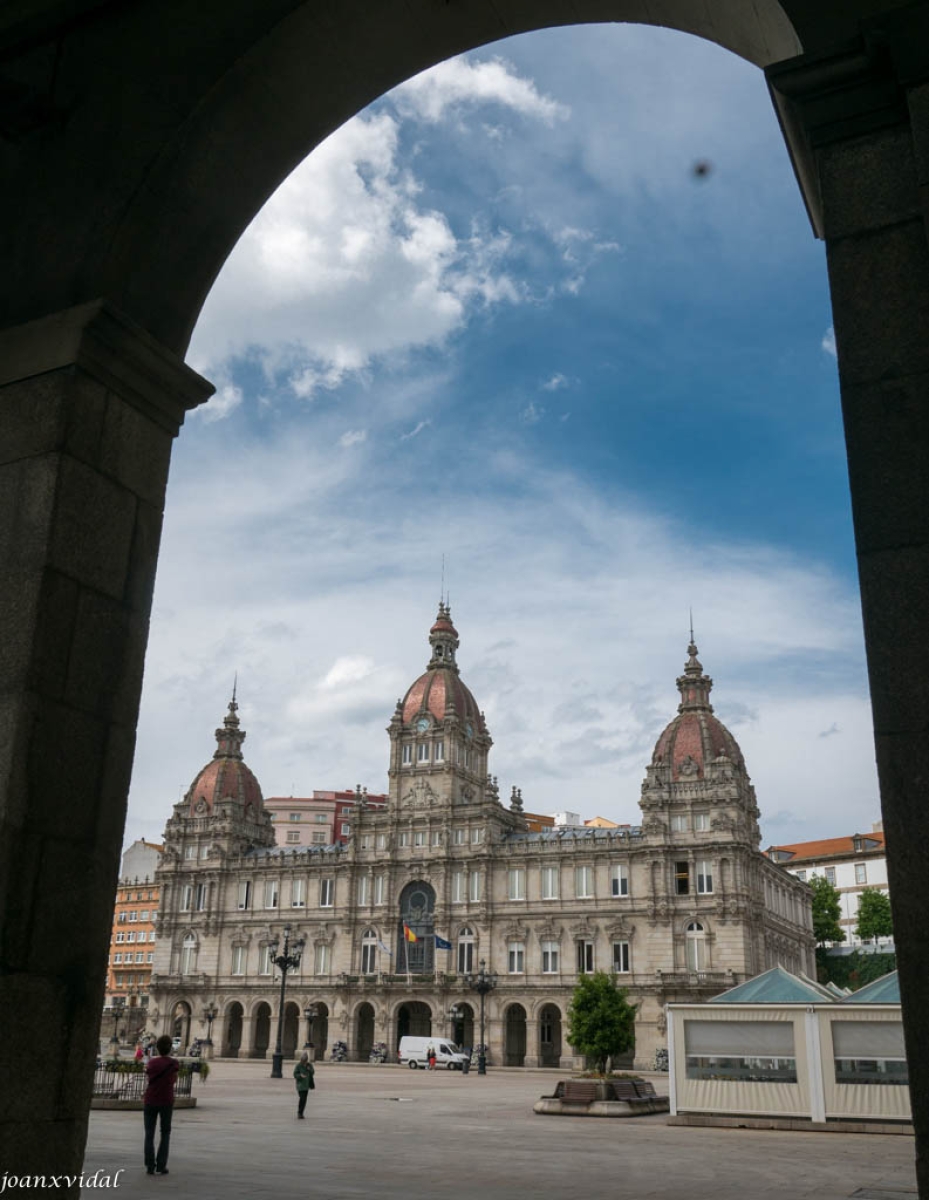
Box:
<box><xmin>427</xmin><ymin>1043</ymin><xmax>437</xmax><ymax>1072</ymax></box>
<box><xmin>293</xmin><ymin>1051</ymin><xmax>315</xmax><ymax>1118</ymax></box>
<box><xmin>134</xmin><ymin>1042</ymin><xmax>144</xmax><ymax>1062</ymax></box>
<box><xmin>143</xmin><ymin>1035</ymin><xmax>180</xmax><ymax>1175</ymax></box>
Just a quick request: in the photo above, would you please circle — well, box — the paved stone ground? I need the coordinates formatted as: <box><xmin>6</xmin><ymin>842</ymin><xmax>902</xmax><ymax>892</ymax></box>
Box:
<box><xmin>83</xmin><ymin>1062</ymin><xmax>917</xmax><ymax>1200</ymax></box>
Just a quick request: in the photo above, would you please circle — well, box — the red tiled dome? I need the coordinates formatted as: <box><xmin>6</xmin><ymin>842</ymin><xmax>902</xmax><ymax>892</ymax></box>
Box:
<box><xmin>650</xmin><ymin>640</ymin><xmax>744</xmax><ymax>781</ymax></box>
<box><xmin>400</xmin><ymin>602</ymin><xmax>486</xmax><ymax>734</ymax></box>
<box><xmin>186</xmin><ymin>694</ymin><xmax>264</xmax><ymax>815</ymax></box>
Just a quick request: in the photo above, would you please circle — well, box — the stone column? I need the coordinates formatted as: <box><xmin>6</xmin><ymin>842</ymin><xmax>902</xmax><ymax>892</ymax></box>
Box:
<box><xmin>0</xmin><ymin>302</ymin><xmax>212</xmax><ymax>1185</ymax></box>
<box><xmin>769</xmin><ymin>24</ymin><xmax>929</xmax><ymax>1194</ymax></box>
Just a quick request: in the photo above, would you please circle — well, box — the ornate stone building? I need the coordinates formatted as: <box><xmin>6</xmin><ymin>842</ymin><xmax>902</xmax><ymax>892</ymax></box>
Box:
<box><xmin>150</xmin><ymin>605</ymin><xmax>814</xmax><ymax>1069</ymax></box>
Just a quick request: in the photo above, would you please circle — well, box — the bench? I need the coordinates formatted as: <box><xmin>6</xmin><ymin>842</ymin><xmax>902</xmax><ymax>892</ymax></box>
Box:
<box><xmin>553</xmin><ymin>1079</ymin><xmax>660</xmax><ymax>1105</ymax></box>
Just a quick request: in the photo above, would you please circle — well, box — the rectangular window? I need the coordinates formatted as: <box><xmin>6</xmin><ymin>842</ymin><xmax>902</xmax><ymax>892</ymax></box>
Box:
<box><xmin>194</xmin><ymin>883</ymin><xmax>207</xmax><ymax>911</ymax></box>
<box><xmin>140</xmin><ymin>910</ymin><xmax>149</xmax><ymax>921</ymax></box>
<box><xmin>115</xmin><ymin>932</ymin><xmax>124</xmax><ymax>943</ymax></box>
<box><xmin>264</xmin><ymin>880</ymin><xmax>279</xmax><ymax>909</ymax></box>
<box><xmin>670</xmin><ymin>814</ymin><xmax>688</xmax><ymax>832</ymax></box>
<box><xmin>540</xmin><ymin>866</ymin><xmax>559</xmax><ymax>900</ymax></box>
<box><xmin>541</xmin><ymin>941</ymin><xmax>559</xmax><ymax>974</ymax></box>
<box><xmin>360</xmin><ymin>834</ymin><xmax>371</xmax><ymax>849</ymax></box>
<box><xmin>184</xmin><ymin>846</ymin><xmax>196</xmax><ymax>860</ymax></box>
<box><xmin>684</xmin><ymin>1020</ymin><xmax>798</xmax><ymax>1083</ymax></box>
<box><xmin>507</xmin><ymin>942</ymin><xmax>525</xmax><ymax>974</ymax></box>
<box><xmin>855</xmin><ymin>862</ymin><xmax>867</xmax><ymax>884</ymax></box>
<box><xmin>431</xmin><ymin>829</ymin><xmax>441</xmax><ymax>846</ymax></box>
<box><xmin>314</xmin><ymin>944</ymin><xmax>331</xmax><ymax>975</ymax></box>
<box><xmin>452</xmin><ymin>871</ymin><xmax>465</xmax><ymax>903</ymax></box>
<box><xmin>286</xmin><ymin>831</ymin><xmax>300</xmax><ymax>844</ymax></box>
<box><xmin>231</xmin><ymin>945</ymin><xmax>246</xmax><ymax>975</ymax></box>
<box><xmin>289</xmin><ymin>812</ymin><xmax>301</xmax><ymax>822</ymax></box>
<box><xmin>612</xmin><ymin>941</ymin><xmax>630</xmax><ymax>973</ymax></box>
<box><xmin>414</xmin><ymin>830</ymin><xmax>426</xmax><ymax>847</ymax></box>
<box><xmin>315</xmin><ymin>813</ymin><xmax>327</xmax><ymax>823</ymax></box>
<box><xmin>796</xmin><ymin>870</ymin><xmax>807</xmax><ymax>883</ymax></box>
<box><xmin>319</xmin><ymin>878</ymin><xmax>334</xmax><ymax>908</ymax></box>
<box><xmin>358</xmin><ymin>875</ymin><xmax>370</xmax><ymax>905</ymax></box>
<box><xmin>118</xmin><ymin>912</ymin><xmax>127</xmax><ymax>923</ymax></box>
<box><xmin>696</xmin><ymin>860</ymin><xmax>714</xmax><ymax>895</ymax></box>
<box><xmin>361</xmin><ymin>941</ymin><xmax>377</xmax><ymax>975</ymax></box>
<box><xmin>575</xmin><ymin>866</ymin><xmax>594</xmax><ymax>899</ymax></box>
<box><xmin>135</xmin><ymin>951</ymin><xmax>144</xmax><ymax>963</ymax></box>
<box><xmin>611</xmin><ymin>865</ymin><xmax>629</xmax><ymax>897</ymax></box>
<box><xmin>374</xmin><ymin>875</ymin><xmax>386</xmax><ymax>905</ymax></box>
<box><xmin>457</xmin><ymin>939</ymin><xmax>474</xmax><ymax>974</ymax></box>
<box><xmin>128</xmin><ymin>911</ymin><xmax>138</xmax><ymax>922</ymax></box>
<box><xmin>114</xmin><ymin>953</ymin><xmax>123</xmax><ymax>964</ymax></box>
<box><xmin>259</xmin><ymin>945</ymin><xmax>273</xmax><ymax>975</ymax></box>
<box><xmin>435</xmin><ymin>741</ymin><xmax>445</xmax><ymax>762</ymax></box>
<box><xmin>833</xmin><ymin>1020</ymin><xmax>908</xmax><ymax>1086</ymax></box>
<box><xmin>180</xmin><ymin>885</ymin><xmax>193</xmax><ymax>912</ymax></box>
<box><xmin>398</xmin><ymin>831</ymin><xmax>409</xmax><ymax>847</ymax></box>
<box><xmin>453</xmin><ymin>828</ymin><xmax>465</xmax><ymax>845</ymax></box>
<box><xmin>201</xmin><ymin>845</ymin><xmax>210</xmax><ymax>859</ymax></box>
<box><xmin>576</xmin><ymin>941</ymin><xmax>594</xmax><ymax>973</ymax></box>
<box><xmin>468</xmin><ymin>872</ymin><xmax>481</xmax><ymax>903</ymax></box>
<box><xmin>146</xmin><ymin>951</ymin><xmax>154</xmax><ymax>963</ymax></box>
<box><xmin>693</xmin><ymin>812</ymin><xmax>710</xmax><ymax>832</ymax></box>
<box><xmin>312</xmin><ymin>832</ymin><xmax>327</xmax><ymax>844</ymax></box>
<box><xmin>292</xmin><ymin>878</ymin><xmax>306</xmax><ymax>908</ymax></box>
<box><xmin>149</xmin><ymin>930</ymin><xmax>157</xmax><ymax>942</ymax></box>
<box><xmin>508</xmin><ymin>868</ymin><xmax>526</xmax><ymax>901</ymax></box>
<box><xmin>417</xmin><ymin>743</ymin><xmax>430</xmax><ymax>762</ymax></box>
<box><xmin>341</xmin><ymin>823</ymin><xmax>351</xmax><ymax>837</ymax></box>
<box><xmin>470</xmin><ymin>828</ymin><xmax>483</xmax><ymax>844</ymax></box>
<box><xmin>675</xmin><ymin>862</ymin><xmax>690</xmax><ymax>895</ymax></box>
<box><xmin>402</xmin><ymin>744</ymin><xmax>413</xmax><ymax>765</ymax></box>
<box><xmin>825</xmin><ymin>866</ymin><xmax>836</xmax><ymax>884</ymax></box>
<box><xmin>376</xmin><ymin>833</ymin><xmax>386</xmax><ymax>850</ymax></box>
<box><xmin>126</xmin><ymin>931</ymin><xmax>135</xmax><ymax>943</ymax></box>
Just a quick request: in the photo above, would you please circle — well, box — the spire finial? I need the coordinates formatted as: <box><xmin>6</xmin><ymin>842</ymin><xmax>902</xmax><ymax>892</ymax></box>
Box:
<box><xmin>441</xmin><ymin>554</ymin><xmax>445</xmax><ymax>608</ymax></box>
<box><xmin>689</xmin><ymin>609</ymin><xmax>694</xmax><ymax>645</ymax></box>
<box><xmin>232</xmin><ymin>672</ymin><xmax>238</xmax><ymax>705</ymax></box>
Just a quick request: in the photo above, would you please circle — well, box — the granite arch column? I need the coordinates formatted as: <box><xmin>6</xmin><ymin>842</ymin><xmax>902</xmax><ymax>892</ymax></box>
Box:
<box><xmin>0</xmin><ymin>302</ymin><xmax>212</xmax><ymax>1185</ymax></box>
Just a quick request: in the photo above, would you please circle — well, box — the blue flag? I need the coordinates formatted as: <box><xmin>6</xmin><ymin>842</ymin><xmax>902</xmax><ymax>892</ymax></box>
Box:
<box><xmin>377</xmin><ymin>940</ymin><xmax>393</xmax><ymax>957</ymax></box>
<box><xmin>434</xmin><ymin>934</ymin><xmax>452</xmax><ymax>950</ymax></box>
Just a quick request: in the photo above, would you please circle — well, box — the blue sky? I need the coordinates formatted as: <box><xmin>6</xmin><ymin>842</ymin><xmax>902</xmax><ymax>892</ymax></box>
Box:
<box><xmin>124</xmin><ymin>23</ymin><xmax>879</xmax><ymax>851</ymax></box>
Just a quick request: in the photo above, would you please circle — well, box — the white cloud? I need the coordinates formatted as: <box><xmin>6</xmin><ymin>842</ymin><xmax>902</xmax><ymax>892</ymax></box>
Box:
<box><xmin>394</xmin><ymin>56</ymin><xmax>568</xmax><ymax>125</ymax></box>
<box><xmin>541</xmin><ymin>373</ymin><xmax>568</xmax><ymax>392</ymax></box>
<box><xmin>400</xmin><ymin>420</ymin><xmax>431</xmax><ymax>441</ymax></box>
<box><xmin>338</xmin><ymin>429</ymin><xmax>367</xmax><ymax>448</ymax></box>
<box><xmin>822</xmin><ymin>326</ymin><xmax>836</xmax><ymax>356</ymax></box>
<box><xmin>520</xmin><ymin>402</ymin><xmax>544</xmax><ymax>424</ymax></box>
<box><xmin>194</xmin><ymin>383</ymin><xmax>243</xmax><ymax>424</ymax></box>
<box><xmin>321</xmin><ymin>656</ymin><xmax>377</xmax><ymax>689</ymax></box>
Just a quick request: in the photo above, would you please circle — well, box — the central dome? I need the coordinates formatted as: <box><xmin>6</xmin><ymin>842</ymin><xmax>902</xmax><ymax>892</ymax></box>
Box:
<box><xmin>651</xmin><ymin>640</ymin><xmax>745</xmax><ymax>780</ymax></box>
<box><xmin>400</xmin><ymin>602</ymin><xmax>486</xmax><ymax>733</ymax></box>
<box><xmin>186</xmin><ymin>693</ymin><xmax>264</xmax><ymax>817</ymax></box>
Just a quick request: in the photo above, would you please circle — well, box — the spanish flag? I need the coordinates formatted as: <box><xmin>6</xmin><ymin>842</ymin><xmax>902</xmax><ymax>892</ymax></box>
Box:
<box><xmin>403</xmin><ymin>923</ymin><xmax>418</xmax><ymax>943</ymax></box>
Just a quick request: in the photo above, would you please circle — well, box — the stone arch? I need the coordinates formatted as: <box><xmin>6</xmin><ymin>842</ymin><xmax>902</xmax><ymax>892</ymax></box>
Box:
<box><xmin>355</xmin><ymin>1001</ymin><xmax>376</xmax><ymax>1062</ymax></box>
<box><xmin>504</xmin><ymin>1003</ymin><xmax>527</xmax><ymax>1067</ymax></box>
<box><xmin>282</xmin><ymin>1001</ymin><xmax>300</xmax><ymax>1059</ymax></box>
<box><xmin>170</xmin><ymin>1000</ymin><xmax>192</xmax><ymax>1049</ymax></box>
<box><xmin>395</xmin><ymin>1000</ymin><xmax>433</xmax><ymax>1048</ymax></box>
<box><xmin>251</xmin><ymin>1001</ymin><xmax>273</xmax><ymax>1059</ymax></box>
<box><xmin>537</xmin><ymin>1003</ymin><xmax>563</xmax><ymax>1067</ymax></box>
<box><xmin>224</xmin><ymin>1001</ymin><xmax>244</xmax><ymax>1057</ymax></box>
<box><xmin>448</xmin><ymin>1001</ymin><xmax>474</xmax><ymax>1051</ymax></box>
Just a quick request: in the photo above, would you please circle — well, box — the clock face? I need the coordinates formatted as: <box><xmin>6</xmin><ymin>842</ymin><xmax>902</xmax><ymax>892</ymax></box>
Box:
<box><xmin>416</xmin><ymin>717</ymin><xmax>430</xmax><ymax>732</ymax></box>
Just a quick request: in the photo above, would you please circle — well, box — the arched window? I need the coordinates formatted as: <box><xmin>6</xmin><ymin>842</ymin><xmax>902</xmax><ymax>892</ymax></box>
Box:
<box><xmin>180</xmin><ymin>933</ymin><xmax>197</xmax><ymax>976</ymax></box>
<box><xmin>685</xmin><ymin>922</ymin><xmax>707</xmax><ymax>971</ymax></box>
<box><xmin>457</xmin><ymin>926</ymin><xmax>475</xmax><ymax>974</ymax></box>
<box><xmin>360</xmin><ymin>927</ymin><xmax>378</xmax><ymax>975</ymax></box>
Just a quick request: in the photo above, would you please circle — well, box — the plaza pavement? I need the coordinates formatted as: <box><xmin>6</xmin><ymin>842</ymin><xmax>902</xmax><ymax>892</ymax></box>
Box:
<box><xmin>82</xmin><ymin>1061</ymin><xmax>917</xmax><ymax>1200</ymax></box>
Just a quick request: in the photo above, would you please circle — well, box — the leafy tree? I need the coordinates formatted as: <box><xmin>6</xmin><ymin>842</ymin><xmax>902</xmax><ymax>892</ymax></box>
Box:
<box><xmin>809</xmin><ymin>874</ymin><xmax>845</xmax><ymax>947</ymax></box>
<box><xmin>566</xmin><ymin>971</ymin><xmax>637</xmax><ymax>1074</ymax></box>
<box><xmin>856</xmin><ymin>888</ymin><xmax>893</xmax><ymax>943</ymax></box>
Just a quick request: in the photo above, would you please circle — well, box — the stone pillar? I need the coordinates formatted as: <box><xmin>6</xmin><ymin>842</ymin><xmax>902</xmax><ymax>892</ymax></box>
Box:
<box><xmin>769</xmin><ymin>23</ymin><xmax>929</xmax><ymax>1194</ymax></box>
<box><xmin>523</xmin><ymin>1018</ymin><xmax>540</xmax><ymax>1068</ymax></box>
<box><xmin>0</xmin><ymin>302</ymin><xmax>211</xmax><ymax>1185</ymax></box>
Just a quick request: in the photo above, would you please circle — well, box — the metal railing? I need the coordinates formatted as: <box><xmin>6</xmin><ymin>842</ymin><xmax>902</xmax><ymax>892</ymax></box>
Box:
<box><xmin>92</xmin><ymin>1066</ymin><xmax>194</xmax><ymax>1101</ymax></box>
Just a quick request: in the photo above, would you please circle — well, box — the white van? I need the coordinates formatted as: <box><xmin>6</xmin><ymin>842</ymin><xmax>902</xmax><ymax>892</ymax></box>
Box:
<box><xmin>398</xmin><ymin>1036</ymin><xmax>469</xmax><ymax>1070</ymax></box>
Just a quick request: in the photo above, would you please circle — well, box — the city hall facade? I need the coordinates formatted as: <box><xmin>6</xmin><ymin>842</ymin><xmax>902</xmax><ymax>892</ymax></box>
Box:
<box><xmin>149</xmin><ymin>605</ymin><xmax>814</xmax><ymax>1069</ymax></box>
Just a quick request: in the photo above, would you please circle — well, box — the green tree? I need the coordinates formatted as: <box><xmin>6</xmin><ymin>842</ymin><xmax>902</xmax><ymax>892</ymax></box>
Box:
<box><xmin>809</xmin><ymin>874</ymin><xmax>845</xmax><ymax>947</ymax></box>
<box><xmin>566</xmin><ymin>971</ymin><xmax>637</xmax><ymax>1074</ymax></box>
<box><xmin>855</xmin><ymin>888</ymin><xmax>893</xmax><ymax>943</ymax></box>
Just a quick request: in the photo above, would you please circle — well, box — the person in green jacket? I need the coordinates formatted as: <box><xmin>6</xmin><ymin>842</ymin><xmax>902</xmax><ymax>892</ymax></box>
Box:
<box><xmin>293</xmin><ymin>1051</ymin><xmax>315</xmax><ymax>1119</ymax></box>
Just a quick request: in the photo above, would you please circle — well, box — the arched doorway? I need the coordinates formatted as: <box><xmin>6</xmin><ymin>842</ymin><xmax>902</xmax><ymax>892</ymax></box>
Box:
<box><xmin>224</xmin><ymin>1002</ymin><xmax>243</xmax><ymax>1057</ymax></box>
<box><xmin>505</xmin><ymin>1004</ymin><xmax>527</xmax><ymax>1067</ymax></box>
<box><xmin>311</xmin><ymin>1003</ymin><xmax>329</xmax><ymax>1062</ymax></box>
<box><xmin>252</xmin><ymin>1003</ymin><xmax>272</xmax><ymax>1059</ymax></box>
<box><xmin>356</xmin><ymin>1003</ymin><xmax>375</xmax><ymax>1062</ymax></box>
<box><xmin>396</xmin><ymin>1002</ymin><xmax>432</xmax><ymax>1046</ymax></box>
<box><xmin>449</xmin><ymin>1002</ymin><xmax>474</xmax><ymax>1052</ymax></box>
<box><xmin>171</xmin><ymin>1002</ymin><xmax>191</xmax><ymax>1050</ymax></box>
<box><xmin>396</xmin><ymin>882</ymin><xmax>436</xmax><ymax>974</ymax></box>
<box><xmin>539</xmin><ymin>1005</ymin><xmax>562</xmax><ymax>1067</ymax></box>
<box><xmin>283</xmin><ymin>1001</ymin><xmax>300</xmax><ymax>1059</ymax></box>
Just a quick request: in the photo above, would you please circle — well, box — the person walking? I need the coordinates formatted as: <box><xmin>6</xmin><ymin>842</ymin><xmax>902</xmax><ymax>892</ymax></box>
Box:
<box><xmin>293</xmin><ymin>1050</ymin><xmax>315</xmax><ymax>1118</ymax></box>
<box><xmin>427</xmin><ymin>1043</ymin><xmax>437</xmax><ymax>1072</ymax></box>
<box><xmin>134</xmin><ymin>1042</ymin><xmax>144</xmax><ymax>1062</ymax></box>
<box><xmin>143</xmin><ymin>1035</ymin><xmax>180</xmax><ymax>1176</ymax></box>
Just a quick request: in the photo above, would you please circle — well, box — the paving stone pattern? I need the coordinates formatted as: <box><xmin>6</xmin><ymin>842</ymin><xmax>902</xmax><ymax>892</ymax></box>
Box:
<box><xmin>82</xmin><ymin>1061</ymin><xmax>917</xmax><ymax>1200</ymax></box>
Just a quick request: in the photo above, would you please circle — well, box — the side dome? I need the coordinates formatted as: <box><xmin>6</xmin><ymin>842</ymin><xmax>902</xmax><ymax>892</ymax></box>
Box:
<box><xmin>185</xmin><ymin>691</ymin><xmax>264</xmax><ymax>816</ymax></box>
<box><xmin>400</xmin><ymin>602</ymin><xmax>487</xmax><ymax>733</ymax></box>
<box><xmin>651</xmin><ymin>640</ymin><xmax>745</xmax><ymax>781</ymax></box>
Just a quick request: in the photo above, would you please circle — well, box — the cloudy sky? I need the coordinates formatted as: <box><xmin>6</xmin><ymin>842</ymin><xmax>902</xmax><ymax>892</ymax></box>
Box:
<box><xmin>124</xmin><ymin>23</ymin><xmax>879</xmax><ymax>853</ymax></box>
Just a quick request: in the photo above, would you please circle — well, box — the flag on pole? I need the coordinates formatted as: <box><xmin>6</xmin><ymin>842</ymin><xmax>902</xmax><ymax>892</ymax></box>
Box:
<box><xmin>434</xmin><ymin>934</ymin><xmax>452</xmax><ymax>950</ymax></box>
<box><xmin>378</xmin><ymin>940</ymin><xmax>393</xmax><ymax>957</ymax></box>
<box><xmin>403</xmin><ymin>923</ymin><xmax>418</xmax><ymax>943</ymax></box>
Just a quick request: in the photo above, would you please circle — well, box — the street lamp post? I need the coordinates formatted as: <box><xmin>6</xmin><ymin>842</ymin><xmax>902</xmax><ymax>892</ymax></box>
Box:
<box><xmin>465</xmin><ymin>959</ymin><xmax>497</xmax><ymax>1076</ymax></box>
<box><xmin>447</xmin><ymin>1004</ymin><xmax>462</xmax><ymax>1043</ymax></box>
<box><xmin>304</xmin><ymin>1003</ymin><xmax>319</xmax><ymax>1056</ymax></box>
<box><xmin>202</xmin><ymin>1002</ymin><xmax>218</xmax><ymax>1059</ymax></box>
<box><xmin>109</xmin><ymin>996</ymin><xmax>126</xmax><ymax>1055</ymax></box>
<box><xmin>269</xmin><ymin>925</ymin><xmax>306</xmax><ymax>1079</ymax></box>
